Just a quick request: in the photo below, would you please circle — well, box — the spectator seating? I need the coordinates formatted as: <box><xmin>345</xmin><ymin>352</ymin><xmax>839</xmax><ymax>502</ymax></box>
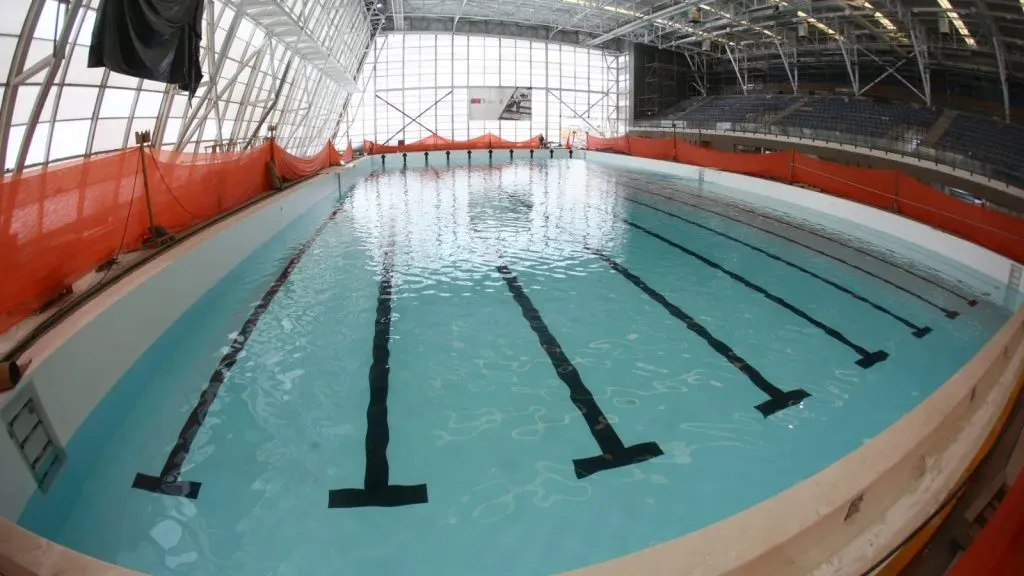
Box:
<box><xmin>938</xmin><ymin>114</ymin><xmax>1024</xmax><ymax>184</ymax></box>
<box><xmin>779</xmin><ymin>97</ymin><xmax>937</xmax><ymax>139</ymax></box>
<box><xmin>649</xmin><ymin>95</ymin><xmax>1023</xmax><ymax>185</ymax></box>
<box><xmin>667</xmin><ymin>95</ymin><xmax>796</xmax><ymax>125</ymax></box>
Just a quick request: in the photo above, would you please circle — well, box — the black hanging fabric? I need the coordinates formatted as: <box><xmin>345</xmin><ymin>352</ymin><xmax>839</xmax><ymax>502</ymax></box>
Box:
<box><xmin>88</xmin><ymin>0</ymin><xmax>204</xmax><ymax>95</ymax></box>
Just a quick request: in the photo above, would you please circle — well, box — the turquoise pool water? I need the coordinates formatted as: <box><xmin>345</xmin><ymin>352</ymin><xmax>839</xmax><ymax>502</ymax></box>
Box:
<box><xmin>19</xmin><ymin>158</ymin><xmax>1016</xmax><ymax>575</ymax></box>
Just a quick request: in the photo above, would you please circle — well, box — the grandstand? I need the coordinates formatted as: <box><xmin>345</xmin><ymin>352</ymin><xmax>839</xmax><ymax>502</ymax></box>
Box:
<box><xmin>638</xmin><ymin>93</ymin><xmax>1024</xmax><ymax>192</ymax></box>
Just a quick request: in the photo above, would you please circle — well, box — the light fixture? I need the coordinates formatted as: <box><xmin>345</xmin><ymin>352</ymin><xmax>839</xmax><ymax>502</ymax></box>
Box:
<box><xmin>769</xmin><ymin>0</ymin><xmax>840</xmax><ymax>38</ymax></box>
<box><xmin>561</xmin><ymin>0</ymin><xmax>737</xmax><ymax>46</ymax></box>
<box><xmin>857</xmin><ymin>1</ymin><xmax>897</xmax><ymax>32</ymax></box>
<box><xmin>935</xmin><ymin>0</ymin><xmax>976</xmax><ymax>47</ymax></box>
<box><xmin>700</xmin><ymin>3</ymin><xmax>780</xmax><ymax>40</ymax></box>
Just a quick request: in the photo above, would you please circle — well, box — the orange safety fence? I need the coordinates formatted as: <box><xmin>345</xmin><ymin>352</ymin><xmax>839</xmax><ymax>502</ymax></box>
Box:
<box><xmin>947</xmin><ymin>470</ymin><xmax>1024</xmax><ymax>576</ymax></box>
<box><xmin>586</xmin><ymin>133</ymin><xmax>1024</xmax><ymax>266</ymax></box>
<box><xmin>790</xmin><ymin>151</ymin><xmax>899</xmax><ymax>210</ymax></box>
<box><xmin>0</xmin><ymin>140</ymin><xmax>348</xmax><ymax>334</ymax></box>
<box><xmin>273</xmin><ymin>142</ymin><xmax>333</xmax><ymax>182</ymax></box>
<box><xmin>364</xmin><ymin>133</ymin><xmax>542</xmax><ymax>154</ymax></box>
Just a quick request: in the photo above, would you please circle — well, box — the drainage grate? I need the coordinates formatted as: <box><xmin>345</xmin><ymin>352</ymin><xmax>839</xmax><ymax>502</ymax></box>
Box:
<box><xmin>3</xmin><ymin>390</ymin><xmax>64</xmax><ymax>492</ymax></box>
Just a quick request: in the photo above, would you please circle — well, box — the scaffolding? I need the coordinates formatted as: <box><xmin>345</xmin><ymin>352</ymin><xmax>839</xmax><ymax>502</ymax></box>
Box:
<box><xmin>637</xmin><ymin>51</ymin><xmax>679</xmax><ymax>118</ymax></box>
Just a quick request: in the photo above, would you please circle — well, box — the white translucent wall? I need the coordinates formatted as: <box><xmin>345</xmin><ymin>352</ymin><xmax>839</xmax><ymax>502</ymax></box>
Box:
<box><xmin>340</xmin><ymin>32</ymin><xmax>630</xmax><ymax>146</ymax></box>
<box><xmin>1</xmin><ymin>0</ymin><xmax>372</xmax><ymax>172</ymax></box>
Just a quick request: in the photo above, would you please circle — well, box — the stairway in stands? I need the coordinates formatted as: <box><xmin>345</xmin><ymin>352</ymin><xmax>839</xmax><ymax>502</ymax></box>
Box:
<box><xmin>922</xmin><ymin>109</ymin><xmax>959</xmax><ymax>147</ymax></box>
<box><xmin>767</xmin><ymin>97</ymin><xmax>808</xmax><ymax>124</ymax></box>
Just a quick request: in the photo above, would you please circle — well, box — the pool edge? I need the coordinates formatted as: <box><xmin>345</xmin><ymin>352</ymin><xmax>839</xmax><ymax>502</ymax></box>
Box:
<box><xmin>562</xmin><ymin>306</ymin><xmax>1024</xmax><ymax>576</ymax></box>
<box><xmin>558</xmin><ymin>154</ymin><xmax>1024</xmax><ymax>576</ymax></box>
<box><xmin>585</xmin><ymin>150</ymin><xmax>1021</xmax><ymax>301</ymax></box>
<box><xmin>0</xmin><ymin>160</ymin><xmax>370</xmax><ymax>523</ymax></box>
<box><xmin>2</xmin><ymin>154</ymin><xmax>1022</xmax><ymax>576</ymax></box>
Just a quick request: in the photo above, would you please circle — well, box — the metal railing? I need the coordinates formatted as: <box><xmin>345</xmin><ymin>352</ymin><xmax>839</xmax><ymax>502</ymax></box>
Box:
<box><xmin>629</xmin><ymin>118</ymin><xmax>1024</xmax><ymax>192</ymax></box>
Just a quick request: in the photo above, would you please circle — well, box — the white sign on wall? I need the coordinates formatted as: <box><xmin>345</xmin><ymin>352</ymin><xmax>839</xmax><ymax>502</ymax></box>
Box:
<box><xmin>468</xmin><ymin>87</ymin><xmax>532</xmax><ymax>121</ymax></box>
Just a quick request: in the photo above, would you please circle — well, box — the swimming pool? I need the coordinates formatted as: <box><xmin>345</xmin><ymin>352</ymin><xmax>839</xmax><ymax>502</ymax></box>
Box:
<box><xmin>10</xmin><ymin>157</ymin><xmax>1020</xmax><ymax>575</ymax></box>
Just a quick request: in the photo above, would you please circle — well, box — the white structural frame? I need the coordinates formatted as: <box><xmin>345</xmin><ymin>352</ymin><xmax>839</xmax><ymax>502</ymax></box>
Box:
<box><xmin>337</xmin><ymin>31</ymin><xmax>630</xmax><ymax>146</ymax></box>
<box><xmin>1</xmin><ymin>0</ymin><xmax>1021</xmax><ymax>173</ymax></box>
<box><xmin>0</xmin><ymin>0</ymin><xmax>378</xmax><ymax>173</ymax></box>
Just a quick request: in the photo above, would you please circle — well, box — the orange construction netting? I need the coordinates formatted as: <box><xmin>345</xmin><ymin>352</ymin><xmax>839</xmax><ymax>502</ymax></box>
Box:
<box><xmin>586</xmin><ymin>133</ymin><xmax>1024</xmax><ymax>266</ymax></box>
<box><xmin>0</xmin><ymin>140</ymin><xmax>349</xmax><ymax>333</ymax></box>
<box><xmin>947</xmin><ymin>469</ymin><xmax>1024</xmax><ymax>576</ymax></box>
<box><xmin>364</xmin><ymin>133</ymin><xmax>542</xmax><ymax>154</ymax></box>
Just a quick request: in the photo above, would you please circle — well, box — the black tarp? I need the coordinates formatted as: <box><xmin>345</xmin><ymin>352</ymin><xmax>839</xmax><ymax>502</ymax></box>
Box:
<box><xmin>88</xmin><ymin>0</ymin><xmax>204</xmax><ymax>95</ymax></box>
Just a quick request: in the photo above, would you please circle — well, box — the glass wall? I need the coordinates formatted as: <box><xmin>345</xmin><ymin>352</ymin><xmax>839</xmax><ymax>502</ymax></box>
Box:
<box><xmin>340</xmin><ymin>33</ymin><xmax>630</xmax><ymax>147</ymax></box>
<box><xmin>1</xmin><ymin>0</ymin><xmax>370</xmax><ymax>172</ymax></box>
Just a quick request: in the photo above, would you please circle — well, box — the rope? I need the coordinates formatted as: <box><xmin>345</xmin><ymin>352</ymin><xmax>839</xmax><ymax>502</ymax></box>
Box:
<box><xmin>792</xmin><ymin>161</ymin><xmax>1024</xmax><ymax>243</ymax></box>
<box><xmin>145</xmin><ymin>146</ymin><xmax>200</xmax><ymax>221</ymax></box>
<box><xmin>90</xmin><ymin>151</ymin><xmax>142</xmax><ymax>291</ymax></box>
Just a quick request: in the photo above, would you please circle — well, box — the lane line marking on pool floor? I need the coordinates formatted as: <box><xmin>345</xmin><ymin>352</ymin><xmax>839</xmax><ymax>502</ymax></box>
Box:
<box><xmin>606</xmin><ymin>171</ymin><xmax>980</xmax><ymax>308</ymax></box>
<box><xmin>613</xmin><ymin>181</ymin><xmax>965</xmax><ymax>319</ymax></box>
<box><xmin>329</xmin><ymin>236</ymin><xmax>429</xmax><ymax>508</ymax></box>
<box><xmin>623</xmin><ymin>219</ymin><xmax>890</xmax><ymax>369</ymax></box>
<box><xmin>496</xmin><ymin>262</ymin><xmax>664</xmax><ymax>479</ymax></box>
<box><xmin>587</xmin><ymin>248</ymin><xmax>810</xmax><ymax>418</ymax></box>
<box><xmin>623</xmin><ymin>197</ymin><xmax>934</xmax><ymax>337</ymax></box>
<box><xmin>132</xmin><ymin>203</ymin><xmax>347</xmax><ymax>500</ymax></box>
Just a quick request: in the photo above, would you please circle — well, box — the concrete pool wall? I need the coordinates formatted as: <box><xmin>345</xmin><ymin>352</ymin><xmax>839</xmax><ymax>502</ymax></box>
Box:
<box><xmin>0</xmin><ymin>160</ymin><xmax>371</xmax><ymax>523</ymax></box>
<box><xmin>1</xmin><ymin>152</ymin><xmax>1022</xmax><ymax>575</ymax></box>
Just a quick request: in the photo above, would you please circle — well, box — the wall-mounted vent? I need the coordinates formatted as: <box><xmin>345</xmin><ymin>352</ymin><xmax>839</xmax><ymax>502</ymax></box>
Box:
<box><xmin>3</xmin><ymin>389</ymin><xmax>64</xmax><ymax>492</ymax></box>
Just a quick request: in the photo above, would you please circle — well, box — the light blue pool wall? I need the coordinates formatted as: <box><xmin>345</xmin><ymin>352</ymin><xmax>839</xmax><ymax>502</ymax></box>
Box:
<box><xmin>0</xmin><ymin>161</ymin><xmax>370</xmax><ymax>521</ymax></box>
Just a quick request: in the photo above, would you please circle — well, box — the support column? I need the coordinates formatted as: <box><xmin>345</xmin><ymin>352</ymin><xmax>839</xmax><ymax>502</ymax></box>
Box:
<box><xmin>776</xmin><ymin>41</ymin><xmax>797</xmax><ymax>95</ymax></box>
<box><xmin>994</xmin><ymin>40</ymin><xmax>1011</xmax><ymax>123</ymax></box>
<box><xmin>909</xmin><ymin>26</ymin><xmax>932</xmax><ymax>106</ymax></box>
<box><xmin>725</xmin><ymin>45</ymin><xmax>747</xmax><ymax>95</ymax></box>
<box><xmin>840</xmin><ymin>40</ymin><xmax>859</xmax><ymax>94</ymax></box>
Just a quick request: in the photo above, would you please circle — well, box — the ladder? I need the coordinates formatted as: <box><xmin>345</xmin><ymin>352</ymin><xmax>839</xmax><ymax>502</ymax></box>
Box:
<box><xmin>3</xmin><ymin>392</ymin><xmax>63</xmax><ymax>491</ymax></box>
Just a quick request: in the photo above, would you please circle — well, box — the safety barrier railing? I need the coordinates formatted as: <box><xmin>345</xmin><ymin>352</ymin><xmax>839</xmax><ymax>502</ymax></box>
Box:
<box><xmin>586</xmin><ymin>134</ymin><xmax>1024</xmax><ymax>268</ymax></box>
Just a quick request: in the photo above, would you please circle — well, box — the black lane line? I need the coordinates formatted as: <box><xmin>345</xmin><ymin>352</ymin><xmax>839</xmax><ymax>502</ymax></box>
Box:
<box><xmin>617</xmin><ymin>182</ymin><xmax>964</xmax><ymax>319</ymax></box>
<box><xmin>625</xmin><ymin>197</ymin><xmax>933</xmax><ymax>338</ymax></box>
<box><xmin>329</xmin><ymin>240</ymin><xmax>428</xmax><ymax>508</ymax></box>
<box><xmin>496</xmin><ymin>263</ymin><xmax>664</xmax><ymax>479</ymax></box>
<box><xmin>588</xmin><ymin>249</ymin><xmax>810</xmax><ymax>417</ymax></box>
<box><xmin>615</xmin><ymin>176</ymin><xmax>979</xmax><ymax>307</ymax></box>
<box><xmin>133</xmin><ymin>204</ymin><xmax>345</xmax><ymax>499</ymax></box>
<box><xmin>624</xmin><ymin>219</ymin><xmax>889</xmax><ymax>369</ymax></box>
